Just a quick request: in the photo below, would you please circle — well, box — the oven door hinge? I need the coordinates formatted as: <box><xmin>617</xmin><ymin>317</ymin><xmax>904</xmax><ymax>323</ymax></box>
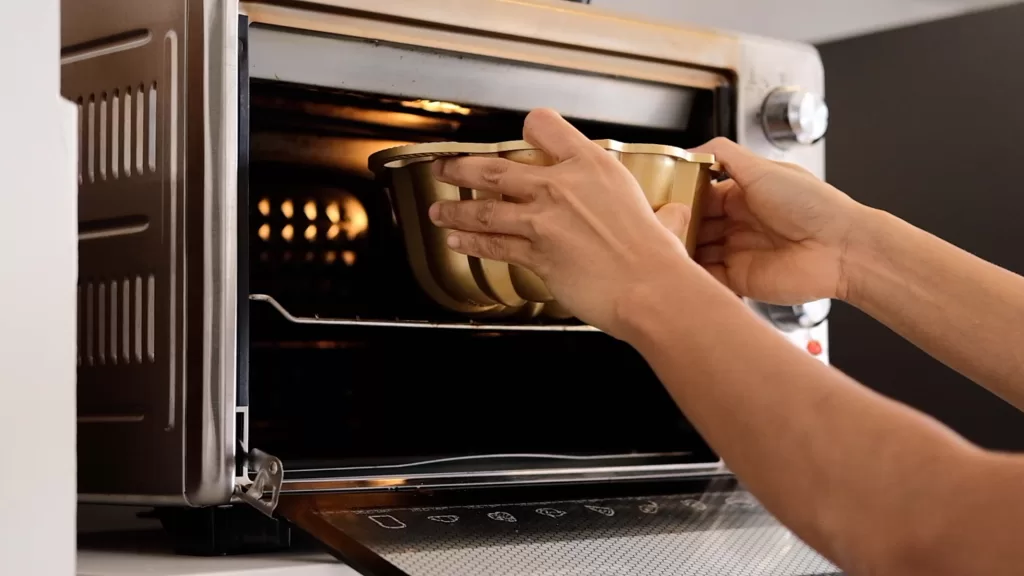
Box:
<box><xmin>234</xmin><ymin>448</ymin><xmax>284</xmax><ymax>518</ymax></box>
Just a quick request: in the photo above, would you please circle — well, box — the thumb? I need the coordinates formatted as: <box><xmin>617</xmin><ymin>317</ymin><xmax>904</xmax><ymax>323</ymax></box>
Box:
<box><xmin>655</xmin><ymin>203</ymin><xmax>691</xmax><ymax>241</ymax></box>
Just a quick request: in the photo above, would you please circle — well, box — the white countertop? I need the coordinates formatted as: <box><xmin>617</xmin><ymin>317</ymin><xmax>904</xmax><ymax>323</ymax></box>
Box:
<box><xmin>77</xmin><ymin>532</ymin><xmax>358</xmax><ymax>576</ymax></box>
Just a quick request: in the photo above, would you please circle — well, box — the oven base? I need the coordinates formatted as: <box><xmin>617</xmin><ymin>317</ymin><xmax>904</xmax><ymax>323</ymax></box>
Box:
<box><xmin>155</xmin><ymin>505</ymin><xmax>306</xmax><ymax>556</ymax></box>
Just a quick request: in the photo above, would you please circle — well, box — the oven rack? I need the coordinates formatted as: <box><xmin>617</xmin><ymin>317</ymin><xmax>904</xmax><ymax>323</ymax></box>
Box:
<box><xmin>250</xmin><ymin>294</ymin><xmax>603</xmax><ymax>332</ymax></box>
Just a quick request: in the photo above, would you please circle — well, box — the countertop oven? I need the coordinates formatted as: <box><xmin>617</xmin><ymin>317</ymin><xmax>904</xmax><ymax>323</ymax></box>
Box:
<box><xmin>64</xmin><ymin>1</ymin><xmax>837</xmax><ymax>573</ymax></box>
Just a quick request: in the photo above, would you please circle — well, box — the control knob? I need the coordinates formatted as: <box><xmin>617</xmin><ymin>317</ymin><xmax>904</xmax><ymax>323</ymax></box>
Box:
<box><xmin>761</xmin><ymin>87</ymin><xmax>829</xmax><ymax>148</ymax></box>
<box><xmin>750</xmin><ymin>299</ymin><xmax>831</xmax><ymax>332</ymax></box>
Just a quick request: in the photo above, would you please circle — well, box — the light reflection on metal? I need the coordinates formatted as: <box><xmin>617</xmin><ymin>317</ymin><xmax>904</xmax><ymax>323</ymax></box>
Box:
<box><xmin>251</xmin><ymin>96</ymin><xmax>461</xmax><ymax>131</ymax></box>
<box><xmin>250</xmin><ymin>133</ymin><xmax>414</xmax><ymax>178</ymax></box>
<box><xmin>400</xmin><ymin>99</ymin><xmax>472</xmax><ymax>115</ymax></box>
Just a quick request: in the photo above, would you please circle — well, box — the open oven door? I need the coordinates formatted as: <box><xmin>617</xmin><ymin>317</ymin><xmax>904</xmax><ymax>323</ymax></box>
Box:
<box><xmin>275</xmin><ymin>477</ymin><xmax>843</xmax><ymax>576</ymax></box>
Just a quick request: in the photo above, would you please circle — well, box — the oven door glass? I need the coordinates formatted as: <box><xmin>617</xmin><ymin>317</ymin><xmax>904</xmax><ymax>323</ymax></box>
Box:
<box><xmin>277</xmin><ymin>477</ymin><xmax>842</xmax><ymax>576</ymax></box>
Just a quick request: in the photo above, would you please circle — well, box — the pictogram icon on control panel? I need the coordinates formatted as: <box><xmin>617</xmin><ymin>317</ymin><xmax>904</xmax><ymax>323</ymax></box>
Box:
<box><xmin>535</xmin><ymin>507</ymin><xmax>567</xmax><ymax>519</ymax></box>
<box><xmin>585</xmin><ymin>505</ymin><xmax>615</xmax><ymax>517</ymax></box>
<box><xmin>681</xmin><ymin>499</ymin><xmax>708</xmax><ymax>512</ymax></box>
<box><xmin>639</xmin><ymin>501</ymin><xmax>659</xmax><ymax>514</ymax></box>
<box><xmin>368</xmin><ymin>515</ymin><xmax>406</xmax><ymax>529</ymax></box>
<box><xmin>428</xmin><ymin>515</ymin><xmax>460</xmax><ymax>524</ymax></box>
<box><xmin>487</xmin><ymin>511</ymin><xmax>517</xmax><ymax>523</ymax></box>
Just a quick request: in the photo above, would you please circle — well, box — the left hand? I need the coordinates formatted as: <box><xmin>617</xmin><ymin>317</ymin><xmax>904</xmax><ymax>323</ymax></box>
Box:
<box><xmin>427</xmin><ymin>108</ymin><xmax>699</xmax><ymax>338</ymax></box>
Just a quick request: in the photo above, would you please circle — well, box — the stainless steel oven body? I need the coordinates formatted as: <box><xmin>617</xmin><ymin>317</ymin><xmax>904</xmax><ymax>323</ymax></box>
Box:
<box><xmin>64</xmin><ymin>0</ymin><xmax>832</xmax><ymax>514</ymax></box>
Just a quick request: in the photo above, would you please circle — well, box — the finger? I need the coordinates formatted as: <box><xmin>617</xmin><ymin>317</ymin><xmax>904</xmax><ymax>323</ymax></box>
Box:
<box><xmin>697</xmin><ymin>218</ymin><xmax>727</xmax><ymax>246</ymax></box>
<box><xmin>428</xmin><ymin>199</ymin><xmax>535</xmax><ymax>238</ymax></box>
<box><xmin>690</xmin><ymin>137</ymin><xmax>770</xmax><ymax>186</ymax></box>
<box><xmin>432</xmin><ymin>156</ymin><xmax>543</xmax><ymax>200</ymax></box>
<box><xmin>445</xmin><ymin>231</ymin><xmax>533</xmax><ymax>267</ymax></box>
<box><xmin>721</xmin><ymin>185</ymin><xmax>761</xmax><ymax>229</ymax></box>
<box><xmin>696</xmin><ymin>244</ymin><xmax>725</xmax><ymax>265</ymax></box>
<box><xmin>522</xmin><ymin>108</ymin><xmax>596</xmax><ymax>162</ymax></box>
<box><xmin>703</xmin><ymin>263</ymin><xmax>730</xmax><ymax>287</ymax></box>
<box><xmin>703</xmin><ymin>180</ymin><xmax>737</xmax><ymax>218</ymax></box>
<box><xmin>727</xmin><ymin>230</ymin><xmax>774</xmax><ymax>251</ymax></box>
<box><xmin>654</xmin><ymin>203</ymin><xmax>691</xmax><ymax>240</ymax></box>
<box><xmin>706</xmin><ymin>179</ymin><xmax>760</xmax><ymax>229</ymax></box>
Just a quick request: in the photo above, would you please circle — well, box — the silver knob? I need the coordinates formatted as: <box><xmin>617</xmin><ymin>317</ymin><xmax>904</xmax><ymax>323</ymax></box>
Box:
<box><xmin>750</xmin><ymin>299</ymin><xmax>831</xmax><ymax>332</ymax></box>
<box><xmin>761</xmin><ymin>87</ymin><xmax>829</xmax><ymax>148</ymax></box>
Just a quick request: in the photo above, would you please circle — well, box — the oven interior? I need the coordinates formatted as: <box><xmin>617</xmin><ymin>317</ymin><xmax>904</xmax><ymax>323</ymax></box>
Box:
<box><xmin>242</xmin><ymin>50</ymin><xmax>727</xmax><ymax>481</ymax></box>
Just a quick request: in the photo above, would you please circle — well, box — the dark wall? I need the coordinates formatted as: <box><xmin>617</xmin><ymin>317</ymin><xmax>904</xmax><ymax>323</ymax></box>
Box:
<box><xmin>819</xmin><ymin>4</ymin><xmax>1024</xmax><ymax>451</ymax></box>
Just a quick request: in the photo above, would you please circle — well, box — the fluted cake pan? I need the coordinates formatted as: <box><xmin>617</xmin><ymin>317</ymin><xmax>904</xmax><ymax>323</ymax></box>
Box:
<box><xmin>369</xmin><ymin>140</ymin><xmax>718</xmax><ymax>318</ymax></box>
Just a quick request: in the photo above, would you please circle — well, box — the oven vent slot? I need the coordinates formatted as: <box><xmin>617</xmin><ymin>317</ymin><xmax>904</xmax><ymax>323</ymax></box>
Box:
<box><xmin>75</xmin><ymin>83</ymin><xmax>158</xmax><ymax>185</ymax></box>
<box><xmin>78</xmin><ymin>275</ymin><xmax>155</xmax><ymax>367</ymax></box>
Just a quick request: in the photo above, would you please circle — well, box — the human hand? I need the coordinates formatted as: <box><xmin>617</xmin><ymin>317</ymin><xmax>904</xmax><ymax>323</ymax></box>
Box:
<box><xmin>690</xmin><ymin>138</ymin><xmax>865</xmax><ymax>304</ymax></box>
<box><xmin>427</xmin><ymin>108</ymin><xmax>700</xmax><ymax>338</ymax></box>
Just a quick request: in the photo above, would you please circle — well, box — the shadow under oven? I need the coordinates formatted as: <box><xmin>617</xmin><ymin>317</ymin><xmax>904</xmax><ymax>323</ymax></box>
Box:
<box><xmin>65</xmin><ymin>1</ymin><xmax>836</xmax><ymax>573</ymax></box>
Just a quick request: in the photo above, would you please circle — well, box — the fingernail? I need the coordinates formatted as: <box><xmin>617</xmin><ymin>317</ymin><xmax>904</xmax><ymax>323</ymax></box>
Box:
<box><xmin>429</xmin><ymin>202</ymin><xmax>441</xmax><ymax>224</ymax></box>
<box><xmin>446</xmin><ymin>233</ymin><xmax>461</xmax><ymax>249</ymax></box>
<box><xmin>431</xmin><ymin>159</ymin><xmax>447</xmax><ymax>178</ymax></box>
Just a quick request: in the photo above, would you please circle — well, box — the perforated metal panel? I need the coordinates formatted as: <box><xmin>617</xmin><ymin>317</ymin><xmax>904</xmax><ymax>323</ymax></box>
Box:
<box><xmin>64</xmin><ymin>0</ymin><xmax>239</xmax><ymax>505</ymax></box>
<box><xmin>284</xmin><ymin>488</ymin><xmax>842</xmax><ymax>576</ymax></box>
<box><xmin>63</xmin><ymin>0</ymin><xmax>188</xmax><ymax>499</ymax></box>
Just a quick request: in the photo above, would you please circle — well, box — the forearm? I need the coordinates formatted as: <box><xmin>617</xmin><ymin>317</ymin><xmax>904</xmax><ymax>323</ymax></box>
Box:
<box><xmin>843</xmin><ymin>206</ymin><xmax>1024</xmax><ymax>410</ymax></box>
<box><xmin>620</xmin><ymin>261</ymin><xmax>987</xmax><ymax>574</ymax></box>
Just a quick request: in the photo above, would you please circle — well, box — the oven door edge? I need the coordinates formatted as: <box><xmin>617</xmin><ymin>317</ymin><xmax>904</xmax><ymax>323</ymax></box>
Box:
<box><xmin>182</xmin><ymin>0</ymin><xmax>242</xmax><ymax>507</ymax></box>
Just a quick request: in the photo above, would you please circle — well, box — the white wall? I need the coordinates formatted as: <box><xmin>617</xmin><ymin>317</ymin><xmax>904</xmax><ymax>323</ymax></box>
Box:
<box><xmin>0</xmin><ymin>0</ymin><xmax>78</xmax><ymax>574</ymax></box>
<box><xmin>591</xmin><ymin>0</ymin><xmax>1021</xmax><ymax>42</ymax></box>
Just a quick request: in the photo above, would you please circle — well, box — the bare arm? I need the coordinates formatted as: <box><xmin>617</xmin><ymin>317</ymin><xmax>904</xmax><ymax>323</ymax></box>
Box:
<box><xmin>621</xmin><ymin>260</ymin><xmax>1024</xmax><ymax>576</ymax></box>
<box><xmin>842</xmin><ymin>206</ymin><xmax>1024</xmax><ymax>410</ymax></box>
<box><xmin>689</xmin><ymin>136</ymin><xmax>1024</xmax><ymax>411</ymax></box>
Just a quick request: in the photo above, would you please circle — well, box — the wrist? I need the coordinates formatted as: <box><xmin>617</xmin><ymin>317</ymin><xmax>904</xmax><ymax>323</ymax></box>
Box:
<box><xmin>836</xmin><ymin>203</ymin><xmax>888</xmax><ymax>305</ymax></box>
<box><xmin>612</xmin><ymin>257</ymin><xmax>730</xmax><ymax>351</ymax></box>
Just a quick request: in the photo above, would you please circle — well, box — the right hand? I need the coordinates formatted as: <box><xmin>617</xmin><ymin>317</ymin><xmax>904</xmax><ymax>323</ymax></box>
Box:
<box><xmin>690</xmin><ymin>137</ymin><xmax>865</xmax><ymax>305</ymax></box>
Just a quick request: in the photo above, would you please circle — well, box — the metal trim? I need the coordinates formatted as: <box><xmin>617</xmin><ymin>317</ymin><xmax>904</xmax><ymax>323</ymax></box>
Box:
<box><xmin>369</xmin><ymin>139</ymin><xmax>718</xmax><ymax>173</ymax></box>
<box><xmin>241</xmin><ymin>2</ymin><xmax>732</xmax><ymax>91</ymax></box>
<box><xmin>236</xmin><ymin>14</ymin><xmax>252</xmax><ymax>409</ymax></box>
<box><xmin>242</xmin><ymin>0</ymin><xmax>743</xmax><ymax>73</ymax></box>
<box><xmin>285</xmin><ymin>452</ymin><xmax>698</xmax><ymax>474</ymax></box>
<box><xmin>181</xmin><ymin>0</ymin><xmax>240</xmax><ymax>507</ymax></box>
<box><xmin>247</xmin><ymin>24</ymin><xmax>706</xmax><ymax>130</ymax></box>
<box><xmin>280</xmin><ymin>465</ymin><xmax>730</xmax><ymax>494</ymax></box>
